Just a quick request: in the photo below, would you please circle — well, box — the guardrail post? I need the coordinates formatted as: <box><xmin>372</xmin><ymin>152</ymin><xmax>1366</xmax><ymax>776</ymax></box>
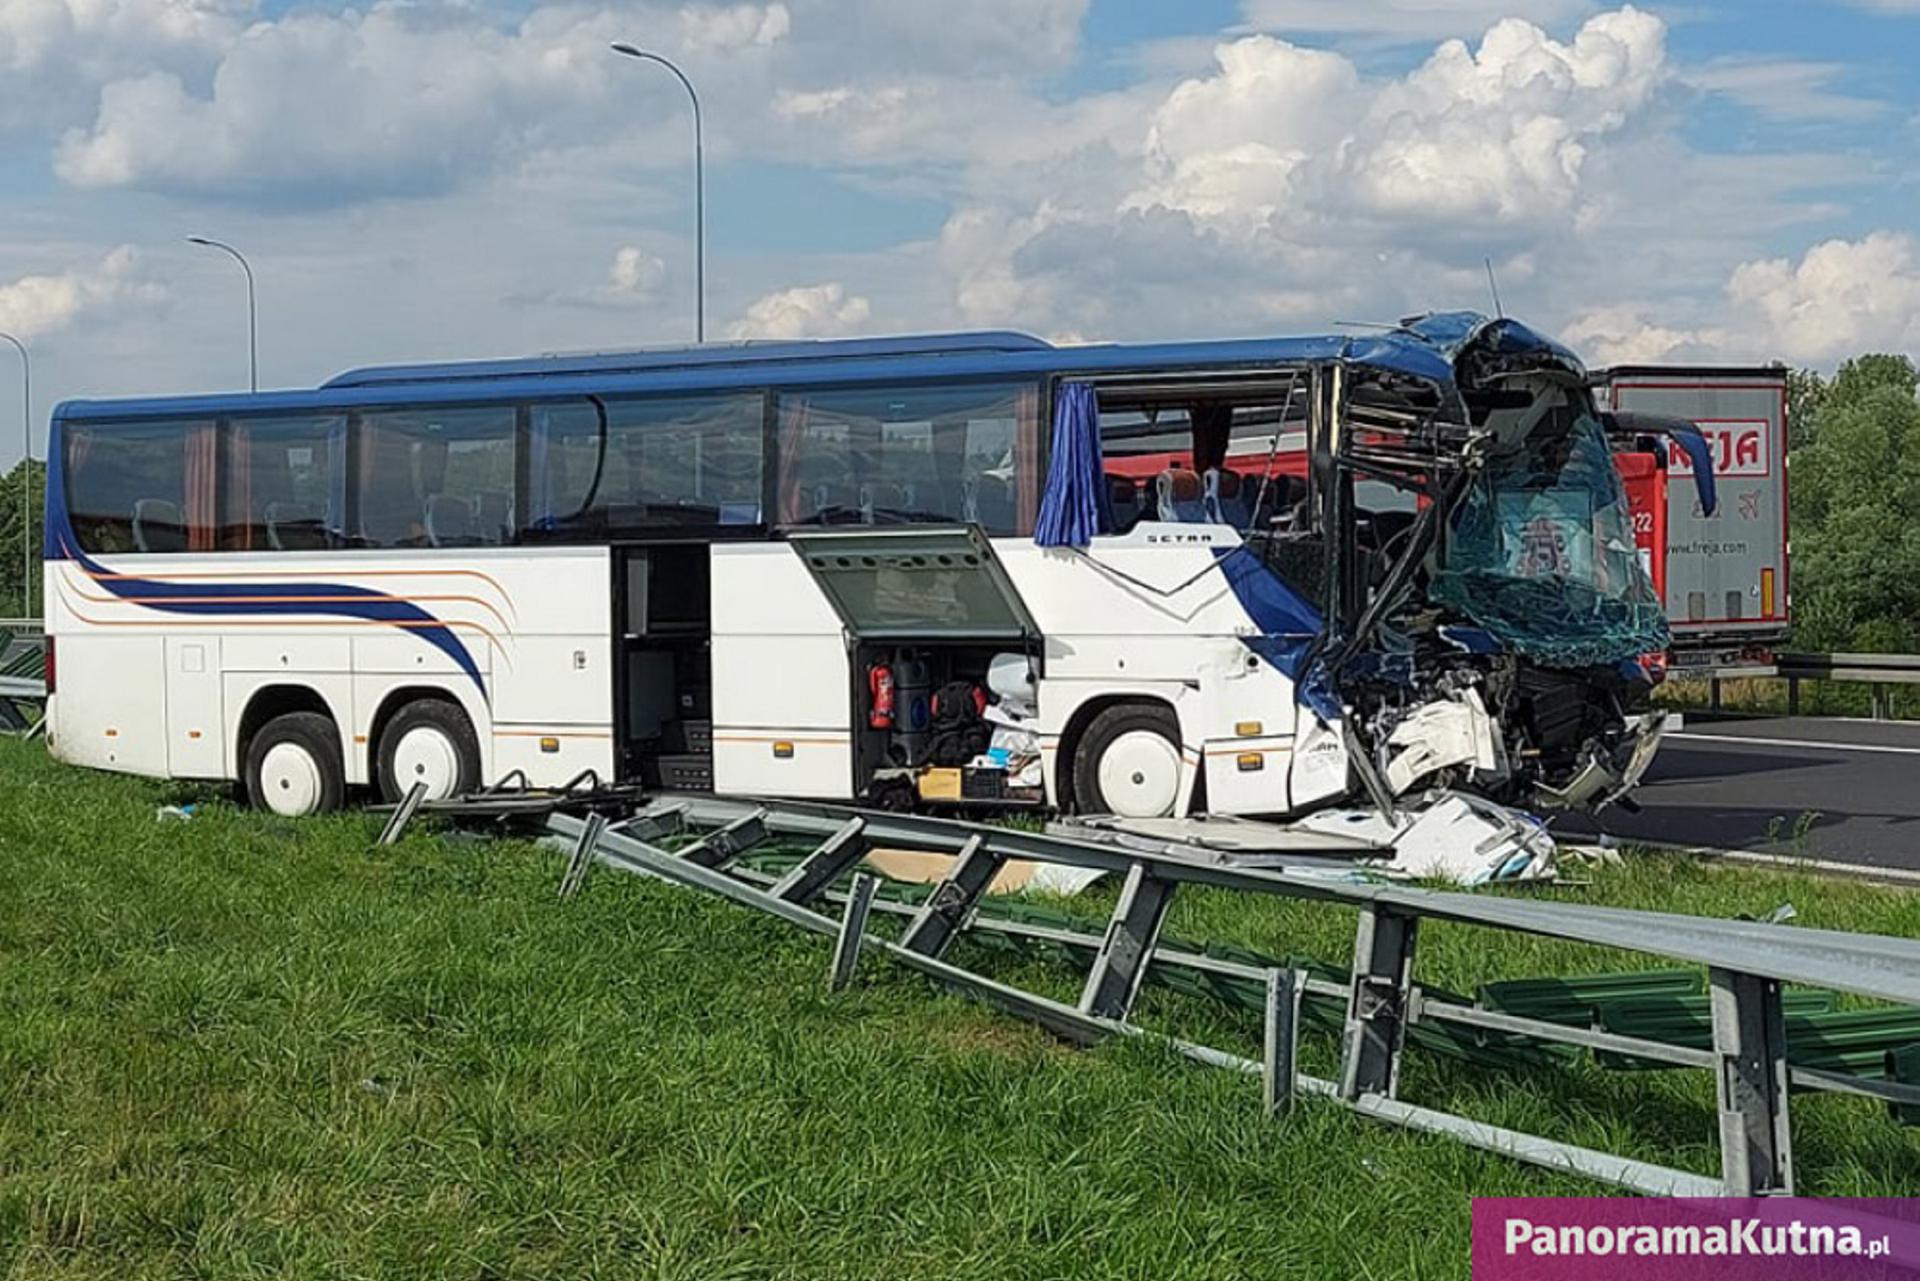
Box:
<box><xmin>1709</xmin><ymin>966</ymin><xmax>1793</xmax><ymax>1195</ymax></box>
<box><xmin>1263</xmin><ymin>967</ymin><xmax>1303</xmax><ymax>1116</ymax></box>
<box><xmin>1340</xmin><ymin>905</ymin><xmax>1418</xmax><ymax>1100</ymax></box>
<box><xmin>558</xmin><ymin>811</ymin><xmax>608</xmax><ymax>899</ymax></box>
<box><xmin>1078</xmin><ymin>862</ymin><xmax>1177</xmax><ymax>1021</ymax></box>
<box><xmin>1786</xmin><ymin>677</ymin><xmax>1800</xmax><ymax>716</ymax></box>
<box><xmin>898</xmin><ymin>834</ymin><xmax>1004</xmax><ymax>960</ymax></box>
<box><xmin>828</xmin><ymin>872</ymin><xmax>879</xmax><ymax>993</ymax></box>
<box><xmin>1709</xmin><ymin>678</ymin><xmax>1721</xmax><ymax>712</ymax></box>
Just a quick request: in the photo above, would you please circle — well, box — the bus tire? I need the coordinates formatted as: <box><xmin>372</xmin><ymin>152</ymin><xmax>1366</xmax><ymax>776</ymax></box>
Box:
<box><xmin>246</xmin><ymin>711</ymin><xmax>346</xmax><ymax>817</ymax></box>
<box><xmin>1071</xmin><ymin>702</ymin><xmax>1185</xmax><ymax>819</ymax></box>
<box><xmin>376</xmin><ymin>698</ymin><xmax>480</xmax><ymax>804</ymax></box>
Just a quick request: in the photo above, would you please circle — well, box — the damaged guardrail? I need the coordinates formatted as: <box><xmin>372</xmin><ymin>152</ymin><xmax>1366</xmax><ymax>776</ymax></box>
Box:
<box><xmin>540</xmin><ymin>796</ymin><xmax>1920</xmax><ymax>1199</ymax></box>
<box><xmin>0</xmin><ymin>620</ymin><xmax>45</xmax><ymax>735</ymax></box>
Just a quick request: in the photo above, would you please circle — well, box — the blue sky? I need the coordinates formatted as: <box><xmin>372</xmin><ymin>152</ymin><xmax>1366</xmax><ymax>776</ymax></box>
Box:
<box><xmin>2</xmin><ymin>0</ymin><xmax>1918</xmax><ymax>465</ymax></box>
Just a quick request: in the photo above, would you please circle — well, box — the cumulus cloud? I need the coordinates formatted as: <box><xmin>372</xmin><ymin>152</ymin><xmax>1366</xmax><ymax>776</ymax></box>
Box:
<box><xmin>0</xmin><ymin>0</ymin><xmax>244</xmax><ymax>136</ymax></box>
<box><xmin>0</xmin><ymin>247</ymin><xmax>162</xmax><ymax>339</ymax></box>
<box><xmin>1563</xmin><ymin>233</ymin><xmax>1920</xmax><ymax>366</ymax></box>
<box><xmin>726</xmin><ymin>282</ymin><xmax>871</xmax><ymax>338</ymax></box>
<box><xmin>608</xmin><ymin>247</ymin><xmax>667</xmax><ymax>296</ymax></box>
<box><xmin>929</xmin><ymin>6</ymin><xmax>1675</xmax><ymax>342</ymax></box>
<box><xmin>1122</xmin><ymin>8</ymin><xmax>1669</xmax><ymax>229</ymax></box>
<box><xmin>1348</xmin><ymin>7</ymin><xmax>1668</xmax><ymax>222</ymax></box>
<box><xmin>1728</xmin><ymin>232</ymin><xmax>1920</xmax><ymax>362</ymax></box>
<box><xmin>53</xmin><ymin>3</ymin><xmax>631</xmax><ymax>201</ymax></box>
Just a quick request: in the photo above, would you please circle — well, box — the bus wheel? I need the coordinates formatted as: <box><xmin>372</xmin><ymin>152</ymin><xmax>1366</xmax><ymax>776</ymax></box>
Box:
<box><xmin>246</xmin><ymin>712</ymin><xmax>346</xmax><ymax>817</ymax></box>
<box><xmin>377</xmin><ymin>700</ymin><xmax>480</xmax><ymax>804</ymax></box>
<box><xmin>1072</xmin><ymin>703</ymin><xmax>1184</xmax><ymax>819</ymax></box>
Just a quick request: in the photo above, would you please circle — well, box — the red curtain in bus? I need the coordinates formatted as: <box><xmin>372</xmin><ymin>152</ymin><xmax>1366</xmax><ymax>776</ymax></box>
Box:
<box><xmin>184</xmin><ymin>422</ymin><xmax>219</xmax><ymax>552</ymax></box>
<box><xmin>1015</xmin><ymin>385</ymin><xmax>1040</xmax><ymax>536</ymax></box>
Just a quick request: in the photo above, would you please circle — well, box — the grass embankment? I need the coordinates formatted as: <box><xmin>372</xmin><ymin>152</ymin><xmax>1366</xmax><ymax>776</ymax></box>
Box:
<box><xmin>1658</xmin><ymin>674</ymin><xmax>1920</xmax><ymax>720</ymax></box>
<box><xmin>4</xmin><ymin>737</ymin><xmax>1920</xmax><ymax>1279</ymax></box>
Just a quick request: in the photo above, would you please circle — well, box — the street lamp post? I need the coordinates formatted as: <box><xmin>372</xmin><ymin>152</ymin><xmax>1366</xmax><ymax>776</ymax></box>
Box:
<box><xmin>0</xmin><ymin>332</ymin><xmax>29</xmax><ymax>618</ymax></box>
<box><xmin>187</xmin><ymin>236</ymin><xmax>258</xmax><ymax>391</ymax></box>
<box><xmin>609</xmin><ymin>42</ymin><xmax>705</xmax><ymax>343</ymax></box>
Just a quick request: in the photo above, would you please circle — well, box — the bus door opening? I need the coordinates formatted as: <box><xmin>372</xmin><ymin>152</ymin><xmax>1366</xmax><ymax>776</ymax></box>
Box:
<box><xmin>614</xmin><ymin>543</ymin><xmax>714</xmax><ymax>789</ymax></box>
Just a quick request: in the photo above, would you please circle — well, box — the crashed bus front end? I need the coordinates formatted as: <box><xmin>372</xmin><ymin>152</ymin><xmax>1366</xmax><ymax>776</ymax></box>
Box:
<box><xmin>1267</xmin><ymin>311</ymin><xmax>1671</xmax><ymax>817</ymax></box>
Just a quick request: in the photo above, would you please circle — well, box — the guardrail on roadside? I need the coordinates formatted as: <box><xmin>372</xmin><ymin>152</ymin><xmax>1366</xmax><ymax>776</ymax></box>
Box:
<box><xmin>0</xmin><ymin>618</ymin><xmax>45</xmax><ymax>734</ymax></box>
<box><xmin>1775</xmin><ymin>652</ymin><xmax>1920</xmax><ymax>719</ymax></box>
<box><xmin>529</xmin><ymin>795</ymin><xmax>1920</xmax><ymax>1198</ymax></box>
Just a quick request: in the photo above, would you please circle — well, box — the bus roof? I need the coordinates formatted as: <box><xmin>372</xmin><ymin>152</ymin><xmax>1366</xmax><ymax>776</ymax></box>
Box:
<box><xmin>322</xmin><ymin>330</ymin><xmax>1062</xmax><ymax>388</ymax></box>
<box><xmin>54</xmin><ymin>313</ymin><xmax>1555</xmax><ymax>422</ymax></box>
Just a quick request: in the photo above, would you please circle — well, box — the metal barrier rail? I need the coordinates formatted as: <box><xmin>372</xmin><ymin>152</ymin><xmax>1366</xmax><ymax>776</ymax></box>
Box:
<box><xmin>1774</xmin><ymin>653</ymin><xmax>1920</xmax><ymax>719</ymax></box>
<box><xmin>545</xmin><ymin>796</ymin><xmax>1920</xmax><ymax>1198</ymax></box>
<box><xmin>0</xmin><ymin>620</ymin><xmax>46</xmax><ymax>734</ymax></box>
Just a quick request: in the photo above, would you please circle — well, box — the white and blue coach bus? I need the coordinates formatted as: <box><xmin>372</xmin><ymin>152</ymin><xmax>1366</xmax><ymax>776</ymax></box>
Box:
<box><xmin>41</xmin><ymin>312</ymin><xmax>1670</xmax><ymax>819</ymax></box>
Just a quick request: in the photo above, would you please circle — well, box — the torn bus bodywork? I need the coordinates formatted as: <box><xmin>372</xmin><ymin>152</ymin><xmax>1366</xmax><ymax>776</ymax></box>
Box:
<box><xmin>1260</xmin><ymin>311</ymin><xmax>1671</xmax><ymax>816</ymax></box>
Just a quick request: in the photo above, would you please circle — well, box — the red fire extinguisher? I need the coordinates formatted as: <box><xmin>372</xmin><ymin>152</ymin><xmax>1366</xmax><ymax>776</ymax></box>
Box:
<box><xmin>868</xmin><ymin>662</ymin><xmax>895</xmax><ymax>730</ymax></box>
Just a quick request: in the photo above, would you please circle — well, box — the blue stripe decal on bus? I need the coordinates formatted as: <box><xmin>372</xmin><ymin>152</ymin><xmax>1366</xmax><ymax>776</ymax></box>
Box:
<box><xmin>41</xmin><ymin>424</ymin><xmax>486</xmax><ymax>695</ymax></box>
<box><xmin>58</xmin><ymin>541</ymin><xmax>487</xmax><ymax>696</ymax></box>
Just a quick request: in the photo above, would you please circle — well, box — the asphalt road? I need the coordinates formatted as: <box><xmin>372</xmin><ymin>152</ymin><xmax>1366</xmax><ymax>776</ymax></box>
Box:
<box><xmin>1561</xmin><ymin>714</ymin><xmax>1920</xmax><ymax>873</ymax></box>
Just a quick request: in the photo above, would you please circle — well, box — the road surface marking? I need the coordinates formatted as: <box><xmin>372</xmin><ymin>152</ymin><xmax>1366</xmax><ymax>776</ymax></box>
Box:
<box><xmin>1670</xmin><ymin>730</ymin><xmax>1920</xmax><ymax>757</ymax></box>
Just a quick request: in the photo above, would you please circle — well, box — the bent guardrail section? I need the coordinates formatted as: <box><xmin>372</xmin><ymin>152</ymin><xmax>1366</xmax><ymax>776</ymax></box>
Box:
<box><xmin>544</xmin><ymin>796</ymin><xmax>1920</xmax><ymax>1199</ymax></box>
<box><xmin>0</xmin><ymin>620</ymin><xmax>45</xmax><ymax>735</ymax></box>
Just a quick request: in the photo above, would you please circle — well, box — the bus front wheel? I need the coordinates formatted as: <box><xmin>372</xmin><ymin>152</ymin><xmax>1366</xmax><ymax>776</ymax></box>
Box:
<box><xmin>246</xmin><ymin>712</ymin><xmax>347</xmax><ymax>817</ymax></box>
<box><xmin>1072</xmin><ymin>703</ymin><xmax>1185</xmax><ymax>819</ymax></box>
<box><xmin>377</xmin><ymin>699</ymin><xmax>480</xmax><ymax>804</ymax></box>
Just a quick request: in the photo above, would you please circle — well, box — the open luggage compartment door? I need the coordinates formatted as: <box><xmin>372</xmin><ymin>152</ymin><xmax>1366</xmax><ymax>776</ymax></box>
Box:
<box><xmin>788</xmin><ymin>527</ymin><xmax>1039</xmax><ymax>643</ymax></box>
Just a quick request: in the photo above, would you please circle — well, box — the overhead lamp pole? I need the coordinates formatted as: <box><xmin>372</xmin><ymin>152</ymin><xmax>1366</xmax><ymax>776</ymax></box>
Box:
<box><xmin>187</xmin><ymin>236</ymin><xmax>258</xmax><ymax>390</ymax></box>
<box><xmin>0</xmin><ymin>332</ymin><xmax>29</xmax><ymax>618</ymax></box>
<box><xmin>610</xmin><ymin>42</ymin><xmax>705</xmax><ymax>343</ymax></box>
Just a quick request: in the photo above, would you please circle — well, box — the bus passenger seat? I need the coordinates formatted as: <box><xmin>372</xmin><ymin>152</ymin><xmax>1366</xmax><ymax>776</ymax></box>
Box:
<box><xmin>972</xmin><ymin>474</ymin><xmax>1013</xmax><ymax>531</ymax></box>
<box><xmin>265</xmin><ymin>502</ymin><xmax>327</xmax><ymax>550</ymax></box>
<box><xmin>474</xmin><ymin>491</ymin><xmax>513</xmax><ymax>544</ymax></box>
<box><xmin>1205</xmin><ymin>469</ymin><xmax>1251</xmax><ymax>528</ymax></box>
<box><xmin>132</xmin><ymin>499</ymin><xmax>187</xmax><ymax>553</ymax></box>
<box><xmin>425</xmin><ymin>494</ymin><xmax>476</xmax><ymax>547</ymax></box>
<box><xmin>1155</xmin><ymin>468</ymin><xmax>1206</xmax><ymax>522</ymax></box>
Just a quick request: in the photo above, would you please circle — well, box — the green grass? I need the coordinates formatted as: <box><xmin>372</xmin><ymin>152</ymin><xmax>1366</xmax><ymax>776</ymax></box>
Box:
<box><xmin>4</xmin><ymin>737</ymin><xmax>1920</xmax><ymax>1279</ymax></box>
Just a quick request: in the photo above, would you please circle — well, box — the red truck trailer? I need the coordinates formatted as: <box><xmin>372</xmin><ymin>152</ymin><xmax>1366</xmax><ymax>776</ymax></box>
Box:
<box><xmin>1598</xmin><ymin>365</ymin><xmax>1791</xmax><ymax>679</ymax></box>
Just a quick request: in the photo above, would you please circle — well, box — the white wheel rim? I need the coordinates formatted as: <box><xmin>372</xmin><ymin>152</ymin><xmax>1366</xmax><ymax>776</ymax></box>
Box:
<box><xmin>259</xmin><ymin>741</ymin><xmax>324</xmax><ymax>816</ymax></box>
<box><xmin>393</xmin><ymin>725</ymin><xmax>462</xmax><ymax>801</ymax></box>
<box><xmin>1096</xmin><ymin>729</ymin><xmax>1182</xmax><ymax>818</ymax></box>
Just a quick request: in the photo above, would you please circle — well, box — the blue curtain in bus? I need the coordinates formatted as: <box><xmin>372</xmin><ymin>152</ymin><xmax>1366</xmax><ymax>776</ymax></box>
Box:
<box><xmin>1033</xmin><ymin>381</ymin><xmax>1113</xmax><ymax>548</ymax></box>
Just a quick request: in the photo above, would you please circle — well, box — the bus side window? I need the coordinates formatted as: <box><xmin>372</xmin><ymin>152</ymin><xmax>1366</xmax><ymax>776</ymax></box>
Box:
<box><xmin>64</xmin><ymin>418</ymin><xmax>216</xmax><ymax>555</ymax></box>
<box><xmin>528</xmin><ymin>393</ymin><xmax>764</xmax><ymax>533</ymax></box>
<box><xmin>354</xmin><ymin>407</ymin><xmax>515</xmax><ymax>549</ymax></box>
<box><xmin>220</xmin><ymin>414</ymin><xmax>345</xmax><ymax>551</ymax></box>
<box><xmin>774</xmin><ymin>382</ymin><xmax>1040</xmax><ymax>534</ymax></box>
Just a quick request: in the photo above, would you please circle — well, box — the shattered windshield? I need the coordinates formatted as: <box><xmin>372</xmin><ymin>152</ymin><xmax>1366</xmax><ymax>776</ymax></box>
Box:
<box><xmin>1430</xmin><ymin>394</ymin><xmax>1669</xmax><ymax>668</ymax></box>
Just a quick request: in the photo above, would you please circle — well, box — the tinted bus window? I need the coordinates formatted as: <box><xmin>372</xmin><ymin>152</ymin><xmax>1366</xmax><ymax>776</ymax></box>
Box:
<box><xmin>775</xmin><ymin>382</ymin><xmax>1040</xmax><ymax>535</ymax></box>
<box><xmin>529</xmin><ymin>393</ymin><xmax>764</xmax><ymax>532</ymax></box>
<box><xmin>221</xmin><ymin>415</ymin><xmax>345</xmax><ymax>551</ymax></box>
<box><xmin>353</xmin><ymin>406</ymin><xmax>515</xmax><ymax>548</ymax></box>
<box><xmin>64</xmin><ymin>418</ymin><xmax>218</xmax><ymax>554</ymax></box>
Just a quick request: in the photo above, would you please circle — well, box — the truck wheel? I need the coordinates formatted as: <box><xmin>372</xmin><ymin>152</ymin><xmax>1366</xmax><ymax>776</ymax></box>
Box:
<box><xmin>1072</xmin><ymin>703</ymin><xmax>1185</xmax><ymax>818</ymax></box>
<box><xmin>377</xmin><ymin>699</ymin><xmax>480</xmax><ymax>803</ymax></box>
<box><xmin>246</xmin><ymin>712</ymin><xmax>346</xmax><ymax>817</ymax></box>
